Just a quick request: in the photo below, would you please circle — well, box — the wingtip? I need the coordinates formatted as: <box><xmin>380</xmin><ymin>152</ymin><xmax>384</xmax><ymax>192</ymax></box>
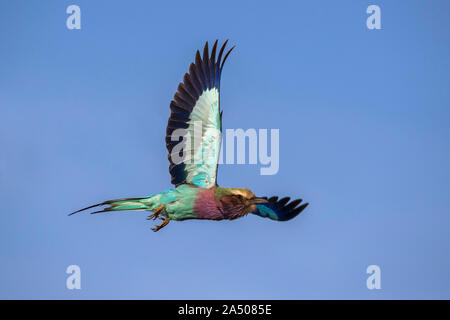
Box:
<box><xmin>297</xmin><ymin>202</ymin><xmax>309</xmax><ymax>213</ymax></box>
<box><xmin>220</xmin><ymin>44</ymin><xmax>235</xmax><ymax>71</ymax></box>
<box><xmin>203</xmin><ymin>41</ymin><xmax>209</xmax><ymax>59</ymax></box>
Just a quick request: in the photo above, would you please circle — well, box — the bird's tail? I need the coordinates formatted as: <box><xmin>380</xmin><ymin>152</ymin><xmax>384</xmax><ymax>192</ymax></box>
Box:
<box><xmin>68</xmin><ymin>195</ymin><xmax>161</xmax><ymax>216</ymax></box>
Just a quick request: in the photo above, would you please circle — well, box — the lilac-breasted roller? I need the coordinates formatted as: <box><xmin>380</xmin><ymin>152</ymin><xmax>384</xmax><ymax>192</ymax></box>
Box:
<box><xmin>70</xmin><ymin>40</ymin><xmax>309</xmax><ymax>231</ymax></box>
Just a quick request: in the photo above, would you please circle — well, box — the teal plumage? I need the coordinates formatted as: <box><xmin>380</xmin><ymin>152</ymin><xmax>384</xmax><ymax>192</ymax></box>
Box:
<box><xmin>70</xmin><ymin>40</ymin><xmax>309</xmax><ymax>231</ymax></box>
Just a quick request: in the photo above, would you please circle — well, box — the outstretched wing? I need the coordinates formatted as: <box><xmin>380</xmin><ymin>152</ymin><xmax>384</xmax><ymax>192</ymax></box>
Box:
<box><xmin>166</xmin><ymin>40</ymin><xmax>234</xmax><ymax>187</ymax></box>
<box><xmin>252</xmin><ymin>197</ymin><xmax>309</xmax><ymax>221</ymax></box>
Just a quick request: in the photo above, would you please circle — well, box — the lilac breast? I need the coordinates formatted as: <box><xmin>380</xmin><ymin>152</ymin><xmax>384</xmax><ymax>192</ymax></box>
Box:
<box><xmin>194</xmin><ymin>189</ymin><xmax>224</xmax><ymax>220</ymax></box>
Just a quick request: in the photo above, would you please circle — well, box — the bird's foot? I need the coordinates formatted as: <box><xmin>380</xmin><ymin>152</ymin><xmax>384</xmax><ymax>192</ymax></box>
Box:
<box><xmin>152</xmin><ymin>217</ymin><xmax>171</xmax><ymax>232</ymax></box>
<box><xmin>146</xmin><ymin>205</ymin><xmax>164</xmax><ymax>220</ymax></box>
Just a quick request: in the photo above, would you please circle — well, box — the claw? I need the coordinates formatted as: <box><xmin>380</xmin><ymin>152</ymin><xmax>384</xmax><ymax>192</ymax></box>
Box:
<box><xmin>152</xmin><ymin>218</ymin><xmax>171</xmax><ymax>232</ymax></box>
<box><xmin>146</xmin><ymin>205</ymin><xmax>164</xmax><ymax>220</ymax></box>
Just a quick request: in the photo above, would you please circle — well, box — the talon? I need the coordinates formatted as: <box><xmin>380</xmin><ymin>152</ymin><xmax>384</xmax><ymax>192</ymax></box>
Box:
<box><xmin>147</xmin><ymin>205</ymin><xmax>164</xmax><ymax>220</ymax></box>
<box><xmin>152</xmin><ymin>218</ymin><xmax>171</xmax><ymax>232</ymax></box>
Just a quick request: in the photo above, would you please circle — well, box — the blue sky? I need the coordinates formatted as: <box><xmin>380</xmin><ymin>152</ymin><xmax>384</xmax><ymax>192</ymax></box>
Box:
<box><xmin>1</xmin><ymin>0</ymin><xmax>449</xmax><ymax>299</ymax></box>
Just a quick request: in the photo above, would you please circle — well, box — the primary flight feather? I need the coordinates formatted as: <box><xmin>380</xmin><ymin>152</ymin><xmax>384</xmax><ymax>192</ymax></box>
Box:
<box><xmin>70</xmin><ymin>40</ymin><xmax>309</xmax><ymax>231</ymax></box>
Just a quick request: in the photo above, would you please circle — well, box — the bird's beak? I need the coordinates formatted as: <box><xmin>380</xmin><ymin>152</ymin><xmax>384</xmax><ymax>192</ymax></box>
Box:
<box><xmin>251</xmin><ymin>197</ymin><xmax>269</xmax><ymax>204</ymax></box>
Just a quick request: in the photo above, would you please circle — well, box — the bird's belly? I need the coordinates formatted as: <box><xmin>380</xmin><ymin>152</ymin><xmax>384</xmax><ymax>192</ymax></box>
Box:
<box><xmin>163</xmin><ymin>185</ymin><xmax>223</xmax><ymax>221</ymax></box>
<box><xmin>165</xmin><ymin>200</ymin><xmax>197</xmax><ymax>221</ymax></box>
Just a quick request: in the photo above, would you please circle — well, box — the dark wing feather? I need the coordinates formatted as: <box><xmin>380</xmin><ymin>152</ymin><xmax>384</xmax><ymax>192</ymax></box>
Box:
<box><xmin>252</xmin><ymin>197</ymin><xmax>309</xmax><ymax>221</ymax></box>
<box><xmin>166</xmin><ymin>40</ymin><xmax>234</xmax><ymax>187</ymax></box>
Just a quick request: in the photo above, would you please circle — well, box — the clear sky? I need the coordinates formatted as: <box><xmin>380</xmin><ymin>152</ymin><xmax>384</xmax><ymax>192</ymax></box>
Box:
<box><xmin>1</xmin><ymin>0</ymin><xmax>449</xmax><ymax>299</ymax></box>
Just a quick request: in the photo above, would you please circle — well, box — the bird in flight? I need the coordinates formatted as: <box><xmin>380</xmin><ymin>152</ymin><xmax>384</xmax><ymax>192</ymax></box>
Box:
<box><xmin>70</xmin><ymin>40</ymin><xmax>309</xmax><ymax>231</ymax></box>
